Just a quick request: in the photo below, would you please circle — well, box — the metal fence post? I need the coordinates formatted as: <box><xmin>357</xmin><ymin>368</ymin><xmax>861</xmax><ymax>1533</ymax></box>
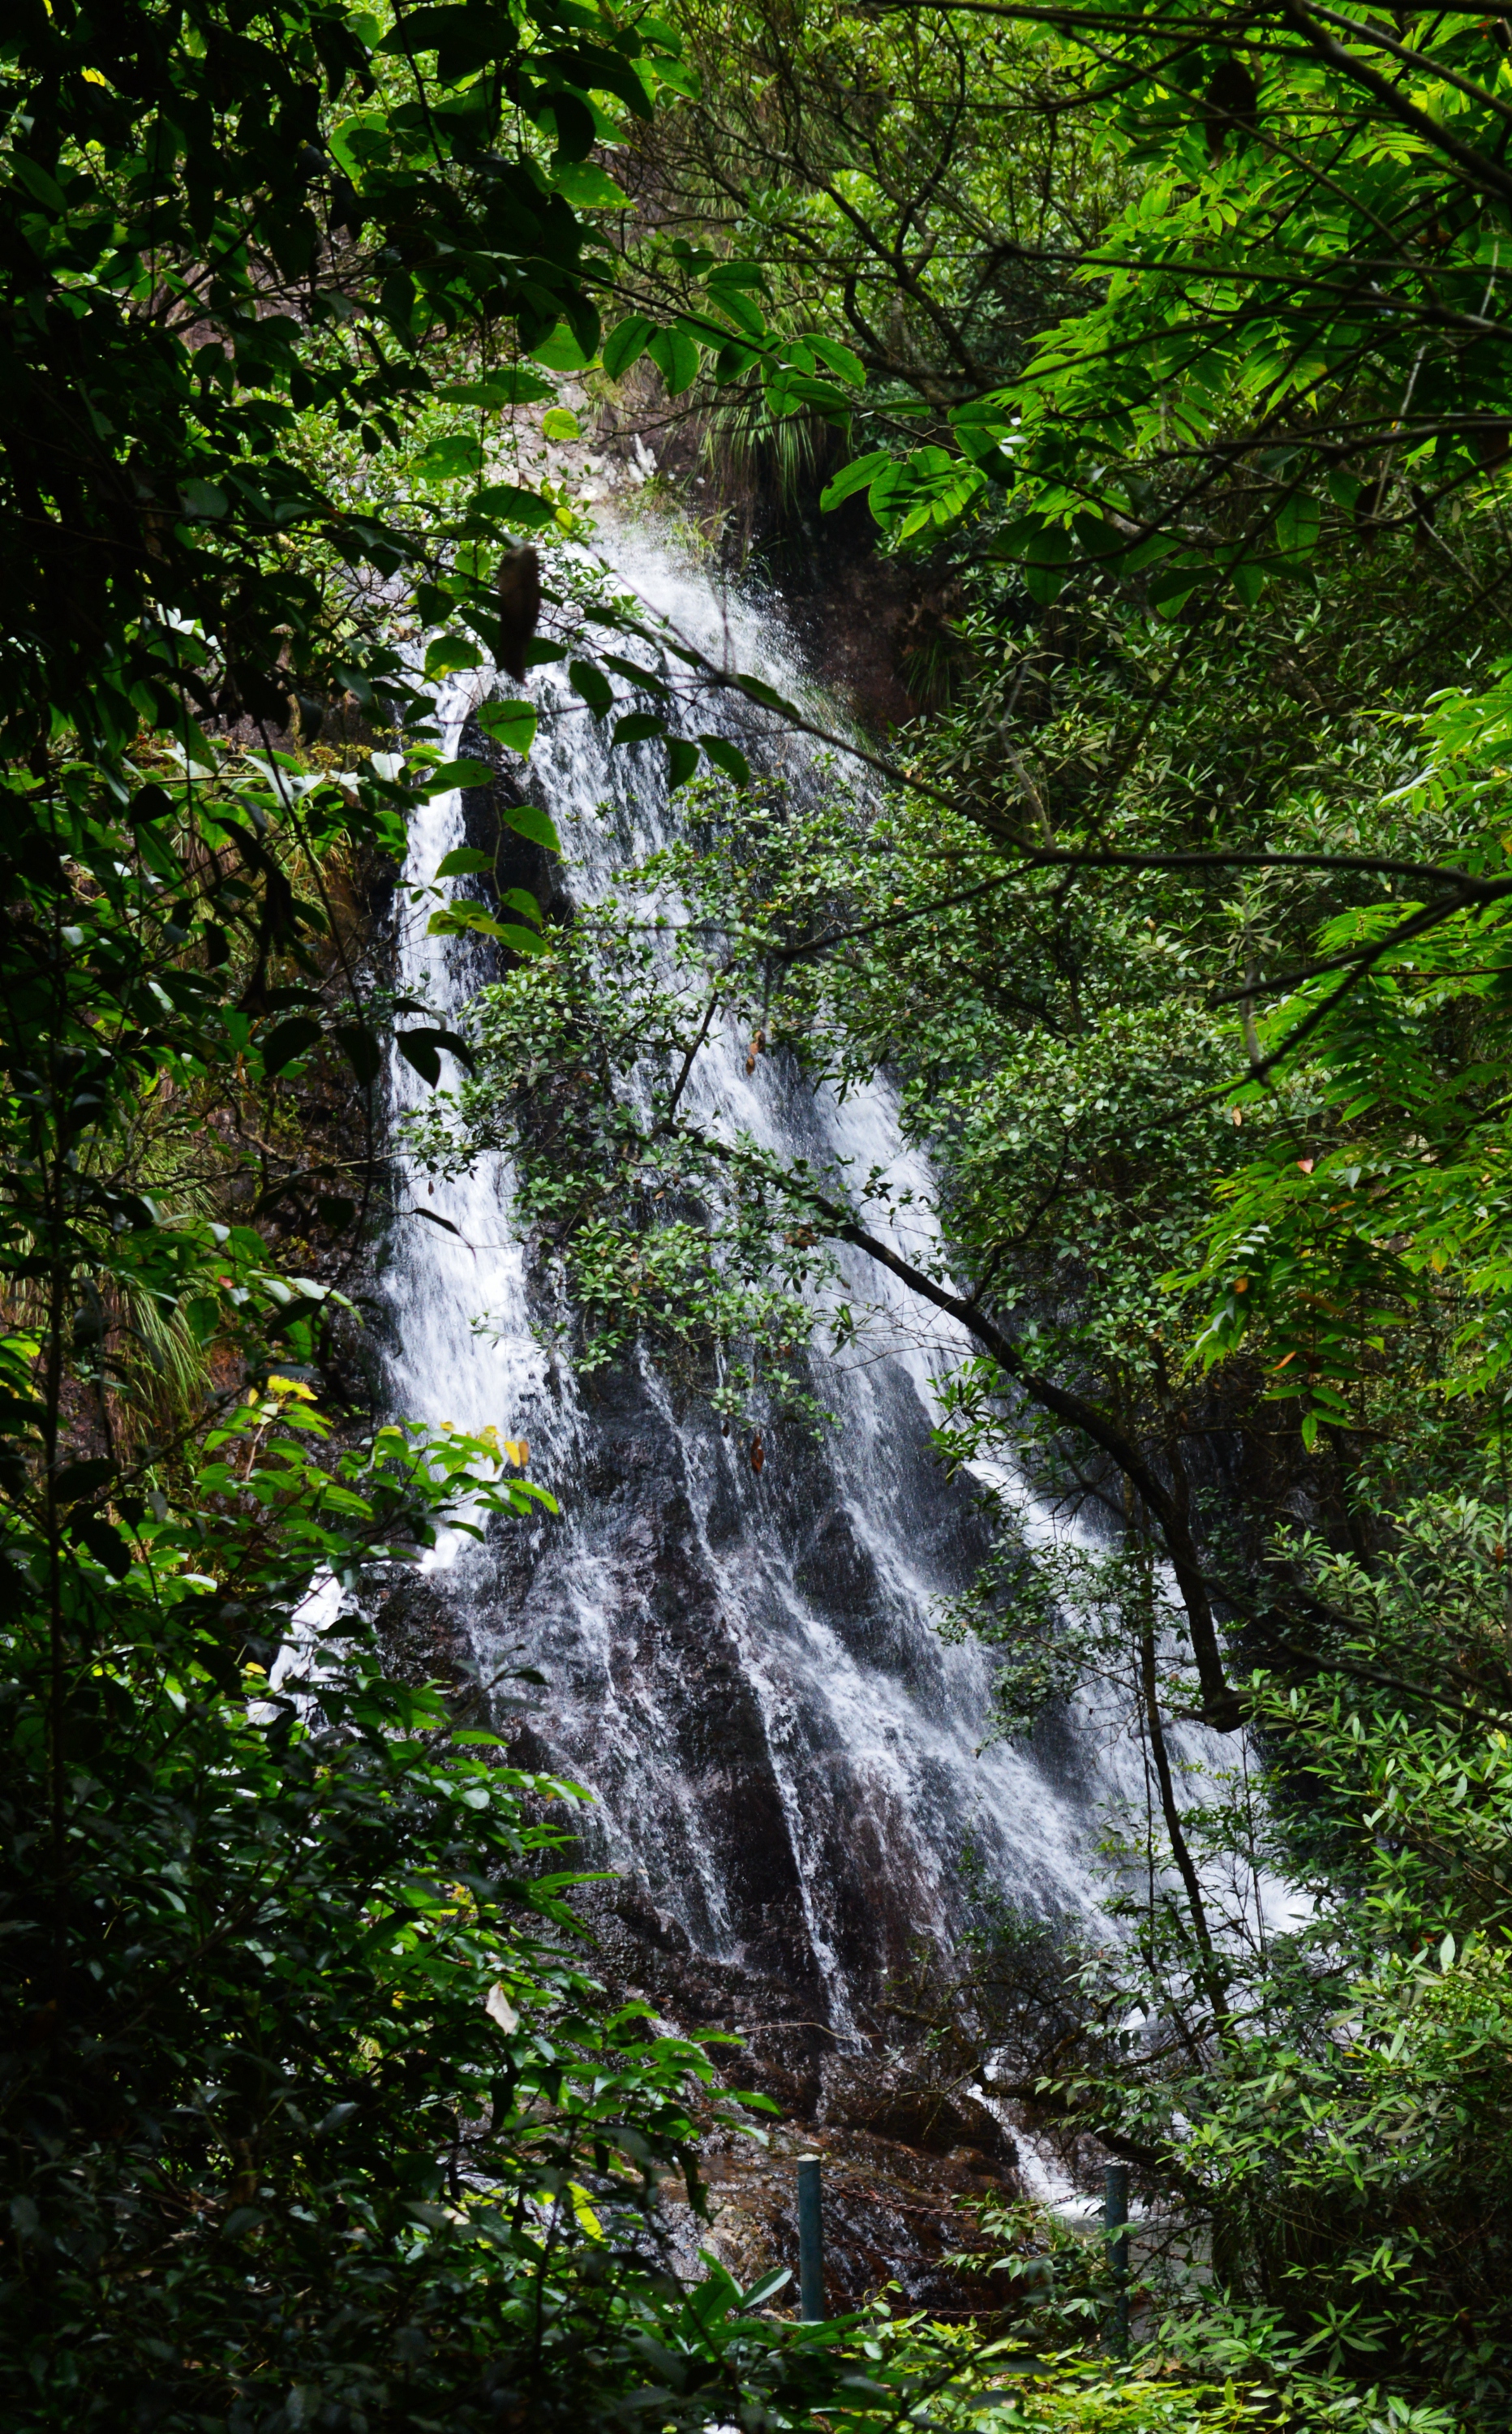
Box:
<box><xmin>1104</xmin><ymin>2161</ymin><xmax>1129</xmax><ymax>2359</ymax></box>
<box><xmin>797</xmin><ymin>2154</ymin><xmax>825</xmax><ymax>2322</ymax></box>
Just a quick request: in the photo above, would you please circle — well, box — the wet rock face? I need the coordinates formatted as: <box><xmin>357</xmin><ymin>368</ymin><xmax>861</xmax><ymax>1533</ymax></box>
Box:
<box><xmin>819</xmin><ymin>2062</ymin><xmax>1013</xmax><ymax>2165</ymax></box>
<box><xmin>654</xmin><ymin>2118</ymin><xmax>1020</xmax><ymax>2321</ymax></box>
<box><xmin>410</xmin><ymin>1333</ymin><xmax>1001</xmax><ymax>2032</ymax></box>
<box><xmin>380</xmin><ymin>588</ymin><xmax>1139</xmax><ymax>2308</ymax></box>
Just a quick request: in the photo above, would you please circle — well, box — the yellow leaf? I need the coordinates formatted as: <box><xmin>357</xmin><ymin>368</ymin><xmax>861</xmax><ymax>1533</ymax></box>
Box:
<box><xmin>502</xmin><ymin>1438</ymin><xmax>528</xmax><ymax>1468</ymax></box>
<box><xmin>268</xmin><ymin>1374</ymin><xmax>316</xmax><ymax>1401</ymax></box>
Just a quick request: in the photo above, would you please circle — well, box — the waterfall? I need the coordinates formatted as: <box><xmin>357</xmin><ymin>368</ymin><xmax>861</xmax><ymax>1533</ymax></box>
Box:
<box><xmin>378</xmin><ymin>527</ymin><xmax>1231</xmax><ymax>2045</ymax></box>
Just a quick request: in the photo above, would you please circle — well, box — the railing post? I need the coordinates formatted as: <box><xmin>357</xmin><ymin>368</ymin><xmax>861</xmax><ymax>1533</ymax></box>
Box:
<box><xmin>797</xmin><ymin>2154</ymin><xmax>825</xmax><ymax>2322</ymax></box>
<box><xmin>1104</xmin><ymin>2161</ymin><xmax>1129</xmax><ymax>2359</ymax></box>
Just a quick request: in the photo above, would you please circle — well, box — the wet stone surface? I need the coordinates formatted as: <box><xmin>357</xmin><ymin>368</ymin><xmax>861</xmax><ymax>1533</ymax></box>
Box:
<box><xmin>651</xmin><ymin>2114</ymin><xmax>1019</xmax><ymax>2323</ymax></box>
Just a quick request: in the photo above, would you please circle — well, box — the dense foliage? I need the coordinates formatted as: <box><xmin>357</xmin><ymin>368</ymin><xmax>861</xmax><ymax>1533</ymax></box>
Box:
<box><xmin>0</xmin><ymin>3</ymin><xmax>880</xmax><ymax>2428</ymax></box>
<box><xmin>19</xmin><ymin>0</ymin><xmax>1512</xmax><ymax>2429</ymax></box>
<box><xmin>393</xmin><ymin>3</ymin><xmax>1512</xmax><ymax>2422</ymax></box>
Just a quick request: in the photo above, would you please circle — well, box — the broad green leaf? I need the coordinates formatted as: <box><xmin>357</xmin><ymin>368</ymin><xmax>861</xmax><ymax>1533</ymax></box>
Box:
<box><xmin>423</xmin><ymin>634</ymin><xmax>485</xmax><ymax>682</ymax></box>
<box><xmin>419</xmin><ymin>758</ymin><xmax>496</xmax><ymax>792</ymax></box>
<box><xmin>569</xmin><ymin>659</ymin><xmax>614</xmax><ymax>716</ymax></box>
<box><xmin>733</xmin><ymin>673</ymin><xmax>799</xmax><ymax>717</ymax></box>
<box><xmin>11</xmin><ymin>156</ymin><xmax>66</xmax><ymax>212</ymax></box>
<box><xmin>552</xmin><ymin>160</ymin><xmax>631</xmax><ymax>210</ymax></box>
<box><xmin>820</xmin><ymin>450</ymin><xmax>892</xmax><ymax>512</ymax></box>
<box><xmin>476</xmin><ymin>699</ymin><xmax>539</xmax><ymax>757</ymax></box>
<box><xmin>261</xmin><ymin>1016</ymin><xmax>323</xmax><ymax>1074</ymax></box>
<box><xmin>396</xmin><ymin>1026</ymin><xmax>475</xmax><ymax>1085</ymax></box>
<box><xmin>440</xmin><ymin>368</ymin><xmax>554</xmax><ymax>406</ymax></box>
<box><xmin>806</xmin><ymin>332</ymin><xmax>864</xmax><ymax>387</ymax></box>
<box><xmin>603</xmin><ymin>314</ymin><xmax>653</xmax><ymax>381</ymax></box>
<box><xmin>178</xmin><ymin>478</ymin><xmax>228</xmax><ymax>520</ymax></box>
<box><xmin>1229</xmin><ymin>558</ymin><xmax>1265</xmax><ymax>608</ymax></box>
<box><xmin>708</xmin><ymin>283</ymin><xmax>765</xmax><ymax>341</ymax></box>
<box><xmin>1274</xmin><ymin>492</ymin><xmax>1322</xmax><ymax>561</ymax></box>
<box><xmin>500</xmin><ymin>799</ymin><xmax>560</xmax><ymax>851</ymax></box>
<box><xmin>646</xmin><ymin>324</ymin><xmax>700</xmax><ymax>396</ymax></box>
<box><xmin>699</xmin><ymin>734</ymin><xmax>751</xmax><ymax>786</ymax></box>
<box><xmin>333</xmin><ymin>1022</ymin><xmax>382</xmax><ymax>1086</ymax></box>
<box><xmin>1020</xmin><ymin>523</ymin><xmax>1071</xmax><ymax>604</ymax></box>
<box><xmin>530</xmin><ymin>322</ymin><xmax>592</xmax><ymax>372</ymax></box>
<box><xmin>415</xmin><ymin>432</ymin><xmax>484</xmax><ymax>483</ymax></box>
<box><xmin>474</xmin><ymin>483</ymin><xmax>556</xmax><ymax>531</ymax></box>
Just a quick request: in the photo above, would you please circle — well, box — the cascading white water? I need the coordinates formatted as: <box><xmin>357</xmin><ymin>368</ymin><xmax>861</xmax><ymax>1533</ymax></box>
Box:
<box><xmin>380</xmin><ymin>527</ymin><xmax>1237</xmax><ymax>2037</ymax></box>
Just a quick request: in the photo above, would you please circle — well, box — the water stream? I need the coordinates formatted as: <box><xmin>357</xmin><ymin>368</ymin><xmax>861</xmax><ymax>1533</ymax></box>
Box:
<box><xmin>378</xmin><ymin>528</ymin><xmax>1230</xmax><ymax>2045</ymax></box>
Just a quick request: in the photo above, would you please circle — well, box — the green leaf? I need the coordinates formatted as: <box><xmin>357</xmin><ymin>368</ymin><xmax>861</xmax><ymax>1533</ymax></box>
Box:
<box><xmin>262</xmin><ymin>1017</ymin><xmax>323</xmax><ymax>1075</ymax></box>
<box><xmin>551</xmin><ymin>160</ymin><xmax>631</xmax><ymax>210</ymax></box>
<box><xmin>603</xmin><ymin>314</ymin><xmax>653</xmax><ymax>381</ymax></box>
<box><xmin>421</xmin><ymin>759</ymin><xmax>496</xmax><ymax>793</ymax></box>
<box><xmin>423</xmin><ymin>634</ymin><xmax>485</xmax><ymax>682</ymax></box>
<box><xmin>1147</xmin><ymin>561</ymin><xmax>1204</xmax><ymax>612</ymax></box>
<box><xmin>819</xmin><ymin>450</ymin><xmax>893</xmax><ymax>512</ymax></box>
<box><xmin>178</xmin><ymin>478</ymin><xmax>228</xmax><ymax>520</ymax></box>
<box><xmin>473</xmin><ymin>483</ymin><xmax>556</xmax><ymax>531</ymax></box>
<box><xmin>1228</xmin><ymin>558</ymin><xmax>1265</xmax><ymax>609</ymax></box>
<box><xmin>396</xmin><ymin>1026</ymin><xmax>475</xmax><ymax>1085</ymax></box>
<box><xmin>427</xmin><ymin>904</ymin><xmax>548</xmax><ymax>955</ymax></box>
<box><xmin>70</xmin><ymin>1515</ymin><xmax>132</xmax><ymax>1576</ymax></box>
<box><xmin>733</xmin><ymin>673</ymin><xmax>799</xmax><ymax>717</ymax></box>
<box><xmin>699</xmin><ymin>735</ymin><xmax>751</xmax><ymax>785</ymax></box>
<box><xmin>435</xmin><ymin>847</ymin><xmax>494</xmax><ymax>877</ymax></box>
<box><xmin>11</xmin><ymin>156</ymin><xmax>67</xmax><ymax>213</ymax></box>
<box><xmin>604</xmin><ymin>653</ymin><xmax>668</xmax><ymax>695</ymax></box>
<box><xmin>1274</xmin><ymin>492</ymin><xmax>1322</xmax><ymax>562</ymax></box>
<box><xmin>54</xmin><ymin>1458</ymin><xmax>117</xmax><ymax>1503</ymax></box>
<box><xmin>646</xmin><ymin>325</ymin><xmax>700</xmax><ymax>396</ymax></box>
<box><xmin>500</xmin><ymin>800</ymin><xmax>559</xmax><ymax>852</ymax></box>
<box><xmin>978</xmin><ymin>509</ymin><xmax>1037</xmax><ymax>560</ymax></box>
<box><xmin>1020</xmin><ymin>523</ymin><xmax>1071</xmax><ymax>606</ymax></box>
<box><xmin>569</xmin><ymin>660</ymin><xmax>614</xmax><ymax>717</ymax></box>
<box><xmin>333</xmin><ymin>1023</ymin><xmax>382</xmax><ymax>1086</ymax></box>
<box><xmin>415</xmin><ymin>432</ymin><xmax>484</xmax><ymax>483</ymax></box>
<box><xmin>475</xmin><ymin>699</ymin><xmax>538</xmax><ymax>757</ymax></box>
<box><xmin>704</xmin><ymin>256</ymin><xmax>766</xmax><ymax>295</ymax></box>
<box><xmin>397</xmin><ymin>1032</ymin><xmax>436</xmax><ymax>1084</ymax></box>
<box><xmin>530</xmin><ymin>323</ymin><xmax>592</xmax><ymax>372</ymax></box>
<box><xmin>612</xmin><ymin>712</ymin><xmax>665</xmax><ymax>744</ymax></box>
<box><xmin>806</xmin><ymin>333</ymin><xmax>864</xmax><ymax>387</ymax></box>
<box><xmin>668</xmin><ymin>736</ymin><xmax>699</xmax><ymax>789</ymax></box>
<box><xmin>541</xmin><ymin>407</ymin><xmax>580</xmax><ymax>442</ymax></box>
<box><xmin>702</xmin><ymin>275</ymin><xmax>766</xmax><ymax>339</ymax></box>
<box><xmin>547</xmin><ymin>92</ymin><xmax>598</xmax><ymax>161</ymax></box>
<box><xmin>440</xmin><ymin>368</ymin><xmax>554</xmax><ymax>406</ymax></box>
